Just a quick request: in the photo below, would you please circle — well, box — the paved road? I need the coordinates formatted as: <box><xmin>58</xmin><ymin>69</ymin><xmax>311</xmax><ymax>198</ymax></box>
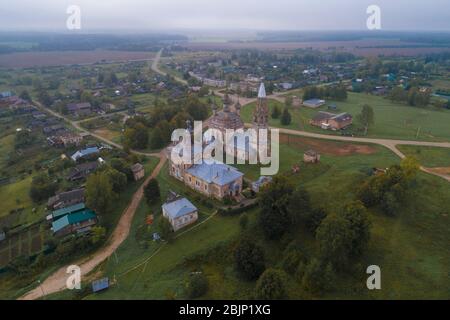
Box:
<box><xmin>19</xmin><ymin>153</ymin><xmax>167</xmax><ymax>300</ymax></box>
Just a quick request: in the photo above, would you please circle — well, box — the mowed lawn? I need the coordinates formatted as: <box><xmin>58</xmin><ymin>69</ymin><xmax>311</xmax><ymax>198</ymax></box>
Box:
<box><xmin>397</xmin><ymin>145</ymin><xmax>450</xmax><ymax>168</ymax></box>
<box><xmin>240</xmin><ymin>92</ymin><xmax>450</xmax><ymax>142</ymax></box>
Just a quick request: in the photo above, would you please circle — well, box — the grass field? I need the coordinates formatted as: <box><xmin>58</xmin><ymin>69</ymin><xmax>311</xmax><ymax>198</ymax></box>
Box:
<box><xmin>240</xmin><ymin>92</ymin><xmax>450</xmax><ymax>142</ymax></box>
<box><xmin>397</xmin><ymin>145</ymin><xmax>450</xmax><ymax>168</ymax></box>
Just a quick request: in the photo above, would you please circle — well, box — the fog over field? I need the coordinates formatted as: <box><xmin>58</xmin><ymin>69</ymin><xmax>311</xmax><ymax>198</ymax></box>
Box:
<box><xmin>0</xmin><ymin>0</ymin><xmax>449</xmax><ymax>32</ymax></box>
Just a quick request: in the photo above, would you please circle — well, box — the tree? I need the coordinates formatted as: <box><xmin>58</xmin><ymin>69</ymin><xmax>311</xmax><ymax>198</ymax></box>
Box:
<box><xmin>305</xmin><ymin>208</ymin><xmax>327</xmax><ymax>234</ymax></box>
<box><xmin>30</xmin><ymin>173</ymin><xmax>58</xmax><ymax>203</ymax></box>
<box><xmin>316</xmin><ymin>213</ymin><xmax>354</xmax><ymax>270</ymax></box>
<box><xmin>400</xmin><ymin>156</ymin><xmax>420</xmax><ymax>181</ymax></box>
<box><xmin>105</xmin><ymin>167</ymin><xmax>127</xmax><ymax>193</ymax></box>
<box><xmin>144</xmin><ymin>179</ymin><xmax>161</xmax><ymax>205</ymax></box>
<box><xmin>271</xmin><ymin>105</ymin><xmax>281</xmax><ymax>119</ymax></box>
<box><xmin>285</xmin><ymin>96</ymin><xmax>293</xmax><ymax>107</ymax></box>
<box><xmin>86</xmin><ymin>172</ymin><xmax>117</xmax><ymax>215</ymax></box>
<box><xmin>258</xmin><ymin>176</ymin><xmax>294</xmax><ymax>240</ymax></box>
<box><xmin>124</xmin><ymin>124</ymin><xmax>149</xmax><ymax>150</ymax></box>
<box><xmin>14</xmin><ymin>130</ymin><xmax>35</xmax><ymax>150</ymax></box>
<box><xmin>158</xmin><ymin>216</ymin><xmax>174</xmax><ymax>242</ymax></box>
<box><xmin>380</xmin><ymin>191</ymin><xmax>400</xmax><ymax>216</ymax></box>
<box><xmin>91</xmin><ymin>226</ymin><xmax>106</xmax><ymax>244</ymax></box>
<box><xmin>358</xmin><ymin>104</ymin><xmax>374</xmax><ymax>135</ymax></box>
<box><xmin>134</xmin><ymin>123</ymin><xmax>149</xmax><ymax>149</ymax></box>
<box><xmin>341</xmin><ymin>201</ymin><xmax>371</xmax><ymax>257</ymax></box>
<box><xmin>280</xmin><ymin>107</ymin><xmax>292</xmax><ymax>125</ymax></box>
<box><xmin>281</xmin><ymin>250</ymin><xmax>304</xmax><ymax>275</ymax></box>
<box><xmin>110</xmin><ymin>158</ymin><xmax>133</xmax><ymax>182</ymax></box>
<box><xmin>255</xmin><ymin>269</ymin><xmax>286</xmax><ymax>300</ymax></box>
<box><xmin>185</xmin><ymin>96</ymin><xmax>209</xmax><ymax>120</ymax></box>
<box><xmin>287</xmin><ymin>186</ymin><xmax>312</xmax><ymax>225</ymax></box>
<box><xmin>186</xmin><ymin>273</ymin><xmax>208</xmax><ymax>298</ymax></box>
<box><xmin>37</xmin><ymin>89</ymin><xmax>52</xmax><ymax>106</ymax></box>
<box><xmin>19</xmin><ymin>90</ymin><xmax>31</xmax><ymax>101</ymax></box>
<box><xmin>301</xmin><ymin>258</ymin><xmax>334</xmax><ymax>294</ymax></box>
<box><xmin>234</xmin><ymin>238</ymin><xmax>265</xmax><ymax>280</ymax></box>
<box><xmin>149</xmin><ymin>127</ymin><xmax>165</xmax><ymax>150</ymax></box>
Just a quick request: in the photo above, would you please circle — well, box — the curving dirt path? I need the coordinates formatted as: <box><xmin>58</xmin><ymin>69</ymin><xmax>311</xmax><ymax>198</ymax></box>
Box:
<box><xmin>19</xmin><ymin>153</ymin><xmax>167</xmax><ymax>300</ymax></box>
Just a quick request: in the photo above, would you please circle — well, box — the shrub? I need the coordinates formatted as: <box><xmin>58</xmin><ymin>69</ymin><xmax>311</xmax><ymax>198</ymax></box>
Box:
<box><xmin>186</xmin><ymin>273</ymin><xmax>208</xmax><ymax>298</ymax></box>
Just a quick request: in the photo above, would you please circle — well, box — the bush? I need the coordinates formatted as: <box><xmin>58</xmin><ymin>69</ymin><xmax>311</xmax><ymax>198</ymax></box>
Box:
<box><xmin>218</xmin><ymin>201</ymin><xmax>258</xmax><ymax>216</ymax></box>
<box><xmin>186</xmin><ymin>273</ymin><xmax>208</xmax><ymax>298</ymax></box>
<box><xmin>281</xmin><ymin>250</ymin><xmax>304</xmax><ymax>275</ymax></box>
<box><xmin>239</xmin><ymin>215</ymin><xmax>249</xmax><ymax>230</ymax></box>
<box><xmin>234</xmin><ymin>238</ymin><xmax>265</xmax><ymax>280</ymax></box>
<box><xmin>255</xmin><ymin>269</ymin><xmax>286</xmax><ymax>300</ymax></box>
<box><xmin>301</xmin><ymin>258</ymin><xmax>335</xmax><ymax>294</ymax></box>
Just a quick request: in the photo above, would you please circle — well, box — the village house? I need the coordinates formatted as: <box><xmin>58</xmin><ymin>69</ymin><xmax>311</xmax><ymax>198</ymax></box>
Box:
<box><xmin>304</xmin><ymin>150</ymin><xmax>321</xmax><ymax>163</ymax></box>
<box><xmin>67</xmin><ymin>102</ymin><xmax>92</xmax><ymax>117</ymax></box>
<box><xmin>52</xmin><ymin>209</ymin><xmax>97</xmax><ymax>237</ymax></box>
<box><xmin>71</xmin><ymin>146</ymin><xmax>100</xmax><ymax>162</ymax></box>
<box><xmin>46</xmin><ymin>202</ymin><xmax>86</xmax><ymax>221</ymax></box>
<box><xmin>185</xmin><ymin>162</ymin><xmax>244</xmax><ymax>199</ymax></box>
<box><xmin>43</xmin><ymin>124</ymin><xmax>66</xmax><ymax>135</ymax></box>
<box><xmin>131</xmin><ymin>163</ymin><xmax>145</xmax><ymax>181</ymax></box>
<box><xmin>0</xmin><ymin>91</ymin><xmax>13</xmax><ymax>99</ymax></box>
<box><xmin>310</xmin><ymin>111</ymin><xmax>353</xmax><ymax>131</ymax></box>
<box><xmin>47</xmin><ymin>132</ymin><xmax>83</xmax><ymax>148</ymax></box>
<box><xmin>162</xmin><ymin>197</ymin><xmax>198</xmax><ymax>232</ymax></box>
<box><xmin>47</xmin><ymin>188</ymin><xmax>85</xmax><ymax>210</ymax></box>
<box><xmin>303</xmin><ymin>99</ymin><xmax>326</xmax><ymax>108</ymax></box>
<box><xmin>100</xmin><ymin>103</ymin><xmax>116</xmax><ymax>112</ymax></box>
<box><xmin>67</xmin><ymin>161</ymin><xmax>99</xmax><ymax>181</ymax></box>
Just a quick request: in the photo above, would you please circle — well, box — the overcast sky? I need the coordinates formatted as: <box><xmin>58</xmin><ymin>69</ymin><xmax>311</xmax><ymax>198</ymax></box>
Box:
<box><xmin>1</xmin><ymin>0</ymin><xmax>449</xmax><ymax>33</ymax></box>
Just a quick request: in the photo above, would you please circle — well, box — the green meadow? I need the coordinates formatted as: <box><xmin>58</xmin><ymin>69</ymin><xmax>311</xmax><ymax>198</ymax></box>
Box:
<box><xmin>397</xmin><ymin>145</ymin><xmax>450</xmax><ymax>168</ymax></box>
<box><xmin>240</xmin><ymin>92</ymin><xmax>450</xmax><ymax>142</ymax></box>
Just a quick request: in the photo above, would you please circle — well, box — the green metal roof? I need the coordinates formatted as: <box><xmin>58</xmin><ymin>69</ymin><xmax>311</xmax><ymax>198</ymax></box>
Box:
<box><xmin>52</xmin><ymin>210</ymin><xmax>97</xmax><ymax>233</ymax></box>
<box><xmin>52</xmin><ymin>203</ymin><xmax>85</xmax><ymax>219</ymax></box>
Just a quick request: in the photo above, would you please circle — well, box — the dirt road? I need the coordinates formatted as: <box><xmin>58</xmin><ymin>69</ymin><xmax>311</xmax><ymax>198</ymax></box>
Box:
<box><xmin>19</xmin><ymin>153</ymin><xmax>167</xmax><ymax>300</ymax></box>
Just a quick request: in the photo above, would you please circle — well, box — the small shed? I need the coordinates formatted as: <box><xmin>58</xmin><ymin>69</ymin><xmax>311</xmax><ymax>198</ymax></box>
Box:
<box><xmin>131</xmin><ymin>163</ymin><xmax>145</xmax><ymax>181</ymax></box>
<box><xmin>92</xmin><ymin>277</ymin><xmax>109</xmax><ymax>293</ymax></box>
<box><xmin>251</xmin><ymin>176</ymin><xmax>273</xmax><ymax>193</ymax></box>
<box><xmin>304</xmin><ymin>150</ymin><xmax>321</xmax><ymax>163</ymax></box>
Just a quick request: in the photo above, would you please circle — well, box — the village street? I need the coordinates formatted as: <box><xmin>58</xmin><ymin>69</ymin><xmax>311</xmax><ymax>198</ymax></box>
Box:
<box><xmin>19</xmin><ymin>152</ymin><xmax>167</xmax><ymax>300</ymax></box>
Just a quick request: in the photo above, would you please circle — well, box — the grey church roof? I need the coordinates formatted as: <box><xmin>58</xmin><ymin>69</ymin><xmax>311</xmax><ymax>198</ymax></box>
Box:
<box><xmin>258</xmin><ymin>82</ymin><xmax>266</xmax><ymax>98</ymax></box>
<box><xmin>186</xmin><ymin>162</ymin><xmax>243</xmax><ymax>186</ymax></box>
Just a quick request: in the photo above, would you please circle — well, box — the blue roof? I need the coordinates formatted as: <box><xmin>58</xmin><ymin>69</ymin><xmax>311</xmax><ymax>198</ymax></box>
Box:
<box><xmin>52</xmin><ymin>203</ymin><xmax>85</xmax><ymax>219</ymax></box>
<box><xmin>162</xmin><ymin>198</ymin><xmax>197</xmax><ymax>219</ymax></box>
<box><xmin>92</xmin><ymin>278</ymin><xmax>109</xmax><ymax>293</ymax></box>
<box><xmin>186</xmin><ymin>162</ymin><xmax>243</xmax><ymax>186</ymax></box>
<box><xmin>52</xmin><ymin>210</ymin><xmax>96</xmax><ymax>233</ymax></box>
<box><xmin>0</xmin><ymin>91</ymin><xmax>12</xmax><ymax>98</ymax></box>
<box><xmin>304</xmin><ymin>99</ymin><xmax>325</xmax><ymax>105</ymax></box>
<box><xmin>71</xmin><ymin>147</ymin><xmax>99</xmax><ymax>161</ymax></box>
